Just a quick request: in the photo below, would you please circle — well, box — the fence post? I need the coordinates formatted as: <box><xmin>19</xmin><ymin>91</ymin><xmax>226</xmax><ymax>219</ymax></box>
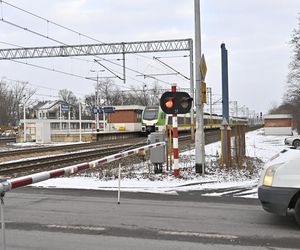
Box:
<box><xmin>0</xmin><ymin>192</ymin><xmax>6</xmax><ymax>250</ymax></box>
<box><xmin>117</xmin><ymin>163</ymin><xmax>121</xmax><ymax>204</ymax></box>
<box><xmin>220</xmin><ymin>119</ymin><xmax>231</xmax><ymax>168</ymax></box>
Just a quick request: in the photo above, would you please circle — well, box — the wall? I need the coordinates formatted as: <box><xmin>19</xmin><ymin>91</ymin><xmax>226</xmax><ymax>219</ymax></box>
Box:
<box><xmin>108</xmin><ymin>111</ymin><xmax>138</xmax><ymax>123</ymax></box>
<box><xmin>264</xmin><ymin>118</ymin><xmax>292</xmax><ymax>127</ymax></box>
<box><xmin>264</xmin><ymin>127</ymin><xmax>292</xmax><ymax>135</ymax></box>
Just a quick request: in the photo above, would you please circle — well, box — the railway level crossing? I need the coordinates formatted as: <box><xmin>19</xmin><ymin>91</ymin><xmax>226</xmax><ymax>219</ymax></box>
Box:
<box><xmin>0</xmin><ymin>141</ymin><xmax>165</xmax><ymax>250</ymax></box>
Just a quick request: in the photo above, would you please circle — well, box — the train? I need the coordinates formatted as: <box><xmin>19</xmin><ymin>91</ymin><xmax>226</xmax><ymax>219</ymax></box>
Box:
<box><xmin>141</xmin><ymin>106</ymin><xmax>248</xmax><ymax>133</ymax></box>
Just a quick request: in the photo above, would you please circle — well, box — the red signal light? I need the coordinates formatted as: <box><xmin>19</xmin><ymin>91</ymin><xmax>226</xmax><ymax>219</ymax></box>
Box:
<box><xmin>160</xmin><ymin>91</ymin><xmax>193</xmax><ymax>114</ymax></box>
<box><xmin>165</xmin><ymin>99</ymin><xmax>174</xmax><ymax>109</ymax></box>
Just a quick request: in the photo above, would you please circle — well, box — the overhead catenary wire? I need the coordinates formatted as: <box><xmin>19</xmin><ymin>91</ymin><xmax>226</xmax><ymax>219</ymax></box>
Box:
<box><xmin>1</xmin><ymin>19</ymin><xmax>68</xmax><ymax>46</ymax></box>
<box><xmin>97</xmin><ymin>57</ymin><xmax>171</xmax><ymax>85</ymax></box>
<box><xmin>10</xmin><ymin>59</ymin><xmax>134</xmax><ymax>91</ymax></box>
<box><xmin>0</xmin><ymin>1</ymin><xmax>187</xmax><ymax>87</ymax></box>
<box><xmin>1</xmin><ymin>76</ymin><xmax>87</xmax><ymax>97</ymax></box>
<box><xmin>2</xmin><ymin>75</ymin><xmax>177</xmax><ymax>100</ymax></box>
<box><xmin>0</xmin><ymin>39</ymin><xmax>143</xmax><ymax>91</ymax></box>
<box><xmin>0</xmin><ymin>40</ymin><xmax>23</xmax><ymax>48</ymax></box>
<box><xmin>2</xmin><ymin>47</ymin><xmax>175</xmax><ymax>95</ymax></box>
<box><xmin>2</xmin><ymin>64</ymin><xmax>178</xmax><ymax>96</ymax></box>
<box><xmin>0</xmin><ymin>17</ymin><xmax>172</xmax><ymax>87</ymax></box>
<box><xmin>153</xmin><ymin>56</ymin><xmax>190</xmax><ymax>81</ymax></box>
<box><xmin>1</xmin><ymin>0</ymin><xmax>188</xmax><ymax>83</ymax></box>
<box><xmin>0</xmin><ymin>0</ymin><xmax>106</xmax><ymax>44</ymax></box>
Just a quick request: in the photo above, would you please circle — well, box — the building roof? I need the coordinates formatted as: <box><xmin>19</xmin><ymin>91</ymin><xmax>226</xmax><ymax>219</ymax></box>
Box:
<box><xmin>113</xmin><ymin>105</ymin><xmax>145</xmax><ymax>111</ymax></box>
<box><xmin>264</xmin><ymin>114</ymin><xmax>292</xmax><ymax>119</ymax></box>
<box><xmin>38</xmin><ymin>100</ymin><xmax>68</xmax><ymax>110</ymax></box>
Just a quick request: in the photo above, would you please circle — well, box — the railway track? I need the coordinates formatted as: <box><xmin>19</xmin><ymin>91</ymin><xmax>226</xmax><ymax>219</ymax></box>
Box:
<box><xmin>0</xmin><ymin>136</ymin><xmax>16</xmax><ymax>145</ymax></box>
<box><xmin>0</xmin><ymin>135</ymin><xmax>211</xmax><ymax>178</ymax></box>
<box><xmin>0</xmin><ymin>137</ymin><xmax>148</xmax><ymax>162</ymax></box>
<box><xmin>0</xmin><ymin>126</ymin><xmax>261</xmax><ymax>178</ymax></box>
<box><xmin>0</xmin><ymin>142</ymin><xmax>147</xmax><ymax>177</ymax></box>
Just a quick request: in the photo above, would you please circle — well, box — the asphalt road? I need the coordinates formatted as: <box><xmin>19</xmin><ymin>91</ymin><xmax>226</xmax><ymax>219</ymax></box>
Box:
<box><xmin>1</xmin><ymin>187</ymin><xmax>300</xmax><ymax>250</ymax></box>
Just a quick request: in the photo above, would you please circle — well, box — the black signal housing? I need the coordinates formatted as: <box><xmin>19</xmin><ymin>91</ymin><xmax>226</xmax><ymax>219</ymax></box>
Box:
<box><xmin>160</xmin><ymin>91</ymin><xmax>193</xmax><ymax>114</ymax></box>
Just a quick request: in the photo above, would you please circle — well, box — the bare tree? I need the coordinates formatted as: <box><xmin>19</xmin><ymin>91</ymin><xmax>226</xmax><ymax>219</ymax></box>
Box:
<box><xmin>271</xmin><ymin>14</ymin><xmax>300</xmax><ymax>131</ymax></box>
<box><xmin>0</xmin><ymin>79</ymin><xmax>36</xmax><ymax>126</ymax></box>
<box><xmin>285</xmin><ymin>14</ymin><xmax>300</xmax><ymax>131</ymax></box>
<box><xmin>85</xmin><ymin>78</ymin><xmax>163</xmax><ymax>107</ymax></box>
<box><xmin>58</xmin><ymin>89</ymin><xmax>78</xmax><ymax>106</ymax></box>
<box><xmin>287</xmin><ymin>15</ymin><xmax>300</xmax><ymax>99</ymax></box>
<box><xmin>129</xmin><ymin>82</ymin><xmax>162</xmax><ymax>106</ymax></box>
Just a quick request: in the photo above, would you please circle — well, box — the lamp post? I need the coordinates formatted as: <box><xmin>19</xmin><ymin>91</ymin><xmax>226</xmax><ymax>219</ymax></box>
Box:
<box><xmin>23</xmin><ymin>101</ymin><xmax>26</xmax><ymax>142</ymax></box>
<box><xmin>78</xmin><ymin>100</ymin><xmax>86</xmax><ymax>142</ymax></box>
<box><xmin>79</xmin><ymin>102</ymin><xmax>82</xmax><ymax>142</ymax></box>
<box><xmin>90</xmin><ymin>70</ymin><xmax>104</xmax><ymax>131</ymax></box>
<box><xmin>22</xmin><ymin>95</ymin><xmax>30</xmax><ymax>143</ymax></box>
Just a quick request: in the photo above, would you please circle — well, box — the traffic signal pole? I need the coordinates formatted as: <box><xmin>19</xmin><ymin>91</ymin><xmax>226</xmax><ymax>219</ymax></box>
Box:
<box><xmin>159</xmin><ymin>85</ymin><xmax>193</xmax><ymax>177</ymax></box>
<box><xmin>171</xmin><ymin>84</ymin><xmax>180</xmax><ymax>177</ymax></box>
<box><xmin>194</xmin><ymin>0</ymin><xmax>205</xmax><ymax>175</ymax></box>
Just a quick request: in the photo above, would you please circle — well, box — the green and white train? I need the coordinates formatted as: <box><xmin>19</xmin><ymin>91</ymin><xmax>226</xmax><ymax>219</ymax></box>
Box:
<box><xmin>141</xmin><ymin>106</ymin><xmax>248</xmax><ymax>133</ymax></box>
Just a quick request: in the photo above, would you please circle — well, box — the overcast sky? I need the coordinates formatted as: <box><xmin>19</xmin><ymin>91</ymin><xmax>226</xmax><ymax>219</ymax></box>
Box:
<box><xmin>0</xmin><ymin>0</ymin><xmax>299</xmax><ymax>114</ymax></box>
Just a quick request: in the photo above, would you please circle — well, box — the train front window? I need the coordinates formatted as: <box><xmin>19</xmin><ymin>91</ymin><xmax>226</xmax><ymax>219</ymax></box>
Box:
<box><xmin>143</xmin><ymin>110</ymin><xmax>158</xmax><ymax>120</ymax></box>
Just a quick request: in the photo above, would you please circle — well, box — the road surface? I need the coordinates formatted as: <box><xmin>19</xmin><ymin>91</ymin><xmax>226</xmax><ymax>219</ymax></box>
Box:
<box><xmin>1</xmin><ymin>187</ymin><xmax>299</xmax><ymax>249</ymax></box>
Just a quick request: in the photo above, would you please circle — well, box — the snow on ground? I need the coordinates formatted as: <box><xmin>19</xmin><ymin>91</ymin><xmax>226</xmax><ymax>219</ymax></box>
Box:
<box><xmin>30</xmin><ymin>128</ymin><xmax>291</xmax><ymax>199</ymax></box>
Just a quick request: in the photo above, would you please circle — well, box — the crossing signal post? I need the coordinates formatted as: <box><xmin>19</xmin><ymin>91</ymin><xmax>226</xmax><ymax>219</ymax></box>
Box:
<box><xmin>160</xmin><ymin>86</ymin><xmax>193</xmax><ymax>177</ymax></box>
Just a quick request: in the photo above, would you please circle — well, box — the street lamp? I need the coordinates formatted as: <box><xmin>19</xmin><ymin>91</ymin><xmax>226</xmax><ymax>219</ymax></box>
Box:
<box><xmin>78</xmin><ymin>99</ymin><xmax>86</xmax><ymax>142</ymax></box>
<box><xmin>22</xmin><ymin>95</ymin><xmax>30</xmax><ymax>143</ymax></box>
<box><xmin>90</xmin><ymin>69</ymin><xmax>104</xmax><ymax>131</ymax></box>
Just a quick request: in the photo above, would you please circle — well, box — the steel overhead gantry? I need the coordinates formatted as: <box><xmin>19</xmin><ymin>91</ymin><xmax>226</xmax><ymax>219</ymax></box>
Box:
<box><xmin>0</xmin><ymin>38</ymin><xmax>198</xmax><ymax>161</ymax></box>
<box><xmin>0</xmin><ymin>39</ymin><xmax>192</xmax><ymax>59</ymax></box>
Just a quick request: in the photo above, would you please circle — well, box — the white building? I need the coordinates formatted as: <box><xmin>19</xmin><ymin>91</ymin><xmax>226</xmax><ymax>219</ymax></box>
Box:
<box><xmin>264</xmin><ymin>114</ymin><xmax>293</xmax><ymax>135</ymax></box>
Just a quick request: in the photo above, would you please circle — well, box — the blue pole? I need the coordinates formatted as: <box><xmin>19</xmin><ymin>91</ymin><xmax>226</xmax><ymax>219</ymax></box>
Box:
<box><xmin>221</xmin><ymin>43</ymin><xmax>229</xmax><ymax>123</ymax></box>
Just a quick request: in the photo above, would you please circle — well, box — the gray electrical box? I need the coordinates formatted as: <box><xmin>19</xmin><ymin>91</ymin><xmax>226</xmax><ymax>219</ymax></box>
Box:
<box><xmin>148</xmin><ymin>132</ymin><xmax>166</xmax><ymax>173</ymax></box>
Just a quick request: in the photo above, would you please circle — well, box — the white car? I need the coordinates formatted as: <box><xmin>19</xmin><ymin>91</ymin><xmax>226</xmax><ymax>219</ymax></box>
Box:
<box><xmin>258</xmin><ymin>147</ymin><xmax>300</xmax><ymax>225</ymax></box>
<box><xmin>1</xmin><ymin>130</ymin><xmax>16</xmax><ymax>137</ymax></box>
<box><xmin>284</xmin><ymin>135</ymin><xmax>300</xmax><ymax>148</ymax></box>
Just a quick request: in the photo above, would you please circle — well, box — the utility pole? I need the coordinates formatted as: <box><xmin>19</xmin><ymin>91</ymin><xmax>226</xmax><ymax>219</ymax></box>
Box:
<box><xmin>91</xmin><ymin>70</ymin><xmax>102</xmax><ymax>131</ymax></box>
<box><xmin>189</xmin><ymin>39</ymin><xmax>195</xmax><ymax>141</ymax></box>
<box><xmin>79</xmin><ymin>100</ymin><xmax>82</xmax><ymax>142</ymax></box>
<box><xmin>234</xmin><ymin>101</ymin><xmax>238</xmax><ymax>118</ymax></box>
<box><xmin>194</xmin><ymin>0</ymin><xmax>205</xmax><ymax>175</ymax></box>
<box><xmin>122</xmin><ymin>42</ymin><xmax>126</xmax><ymax>84</ymax></box>
<box><xmin>96</xmin><ymin>73</ymin><xmax>99</xmax><ymax>131</ymax></box>
<box><xmin>23</xmin><ymin>99</ymin><xmax>26</xmax><ymax>143</ymax></box>
<box><xmin>22</xmin><ymin>95</ymin><xmax>30</xmax><ymax>143</ymax></box>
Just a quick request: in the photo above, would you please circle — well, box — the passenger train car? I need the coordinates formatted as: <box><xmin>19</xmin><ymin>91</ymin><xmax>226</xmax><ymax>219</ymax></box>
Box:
<box><xmin>141</xmin><ymin>106</ymin><xmax>248</xmax><ymax>133</ymax></box>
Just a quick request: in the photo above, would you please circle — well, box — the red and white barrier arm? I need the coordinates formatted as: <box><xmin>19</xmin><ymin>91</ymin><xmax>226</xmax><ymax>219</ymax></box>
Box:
<box><xmin>0</xmin><ymin>142</ymin><xmax>165</xmax><ymax>194</ymax></box>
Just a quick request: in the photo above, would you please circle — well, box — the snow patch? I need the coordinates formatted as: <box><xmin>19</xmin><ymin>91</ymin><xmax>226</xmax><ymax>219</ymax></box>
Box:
<box><xmin>30</xmin><ymin>128</ymin><xmax>289</xmax><ymax>199</ymax></box>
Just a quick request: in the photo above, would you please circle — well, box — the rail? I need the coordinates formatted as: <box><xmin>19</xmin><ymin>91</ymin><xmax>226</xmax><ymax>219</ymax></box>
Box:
<box><xmin>0</xmin><ymin>142</ymin><xmax>165</xmax><ymax>194</ymax></box>
<box><xmin>0</xmin><ymin>136</ymin><xmax>144</xmax><ymax>159</ymax></box>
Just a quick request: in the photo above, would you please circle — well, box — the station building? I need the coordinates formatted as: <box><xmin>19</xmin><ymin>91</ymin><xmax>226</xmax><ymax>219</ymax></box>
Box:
<box><xmin>18</xmin><ymin>103</ymin><xmax>145</xmax><ymax>143</ymax></box>
<box><xmin>264</xmin><ymin>114</ymin><xmax>293</xmax><ymax>135</ymax></box>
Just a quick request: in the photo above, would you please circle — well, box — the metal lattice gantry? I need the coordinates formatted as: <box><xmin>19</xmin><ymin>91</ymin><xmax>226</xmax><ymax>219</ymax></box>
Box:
<box><xmin>0</xmin><ymin>38</ymin><xmax>192</xmax><ymax>59</ymax></box>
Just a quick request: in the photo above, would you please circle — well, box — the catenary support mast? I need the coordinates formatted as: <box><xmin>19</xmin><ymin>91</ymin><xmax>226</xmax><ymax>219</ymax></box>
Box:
<box><xmin>194</xmin><ymin>0</ymin><xmax>205</xmax><ymax>175</ymax></box>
